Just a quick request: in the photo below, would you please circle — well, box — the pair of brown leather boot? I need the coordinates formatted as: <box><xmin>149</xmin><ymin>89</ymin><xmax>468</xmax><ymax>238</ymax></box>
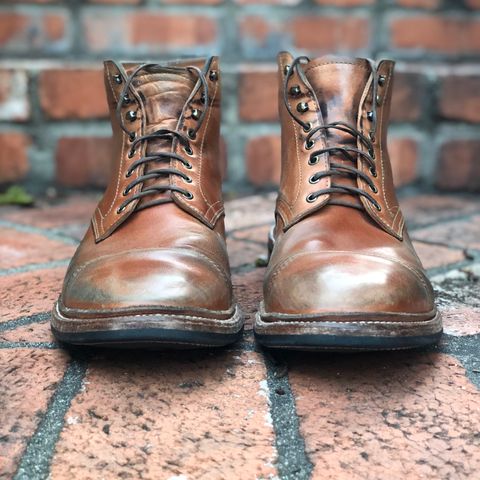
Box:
<box><xmin>51</xmin><ymin>53</ymin><xmax>442</xmax><ymax>351</ymax></box>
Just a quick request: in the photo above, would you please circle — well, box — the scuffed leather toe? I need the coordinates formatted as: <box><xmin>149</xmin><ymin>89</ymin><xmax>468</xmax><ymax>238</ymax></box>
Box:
<box><xmin>263</xmin><ymin>252</ymin><xmax>435</xmax><ymax>318</ymax></box>
<box><xmin>59</xmin><ymin>248</ymin><xmax>232</xmax><ymax>315</ymax></box>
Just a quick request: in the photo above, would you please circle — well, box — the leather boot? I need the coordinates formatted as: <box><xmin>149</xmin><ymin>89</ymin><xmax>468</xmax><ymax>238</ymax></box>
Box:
<box><xmin>52</xmin><ymin>57</ymin><xmax>243</xmax><ymax>347</ymax></box>
<box><xmin>254</xmin><ymin>53</ymin><xmax>442</xmax><ymax>350</ymax></box>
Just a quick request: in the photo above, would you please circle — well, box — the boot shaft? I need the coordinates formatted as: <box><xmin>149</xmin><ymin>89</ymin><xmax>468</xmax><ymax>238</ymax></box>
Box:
<box><xmin>276</xmin><ymin>52</ymin><xmax>404</xmax><ymax>240</ymax></box>
<box><xmin>93</xmin><ymin>57</ymin><xmax>224</xmax><ymax>242</ymax></box>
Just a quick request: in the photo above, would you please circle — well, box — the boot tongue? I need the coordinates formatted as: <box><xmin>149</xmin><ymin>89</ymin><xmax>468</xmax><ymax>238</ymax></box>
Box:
<box><xmin>303</xmin><ymin>57</ymin><xmax>372</xmax><ymax>207</ymax></box>
<box><xmin>123</xmin><ymin>62</ymin><xmax>197</xmax><ymax>138</ymax></box>
<box><xmin>122</xmin><ymin>61</ymin><xmax>201</xmax><ymax>208</ymax></box>
<box><xmin>303</xmin><ymin>56</ymin><xmax>371</xmax><ymax>146</ymax></box>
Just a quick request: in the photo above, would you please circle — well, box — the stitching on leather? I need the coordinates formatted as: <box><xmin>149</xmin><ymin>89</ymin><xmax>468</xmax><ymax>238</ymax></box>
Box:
<box><xmin>100</xmin><ymin>63</ymin><xmax>124</xmax><ymax>224</ymax></box>
<box><xmin>380</xmin><ymin>65</ymin><xmax>392</xmax><ymax>215</ymax></box>
<box><xmin>55</xmin><ymin>302</ymin><xmax>243</xmax><ymax>326</ymax></box>
<box><xmin>199</xmin><ymin>73</ymin><xmax>219</xmax><ymax>208</ymax></box>
<box><xmin>174</xmin><ymin>77</ymin><xmax>220</xmax><ymax>224</ymax></box>
<box><xmin>268</xmin><ymin>250</ymin><xmax>430</xmax><ymax>291</ymax></box>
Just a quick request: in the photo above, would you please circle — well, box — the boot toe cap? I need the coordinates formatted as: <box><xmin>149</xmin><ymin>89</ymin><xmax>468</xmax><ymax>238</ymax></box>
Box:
<box><xmin>60</xmin><ymin>248</ymin><xmax>232</xmax><ymax>314</ymax></box>
<box><xmin>264</xmin><ymin>252</ymin><xmax>434</xmax><ymax>317</ymax></box>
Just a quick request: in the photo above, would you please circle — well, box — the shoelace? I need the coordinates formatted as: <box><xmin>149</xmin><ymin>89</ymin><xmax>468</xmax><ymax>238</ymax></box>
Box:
<box><xmin>114</xmin><ymin>62</ymin><xmax>209</xmax><ymax>214</ymax></box>
<box><xmin>283</xmin><ymin>56</ymin><xmax>382</xmax><ymax>212</ymax></box>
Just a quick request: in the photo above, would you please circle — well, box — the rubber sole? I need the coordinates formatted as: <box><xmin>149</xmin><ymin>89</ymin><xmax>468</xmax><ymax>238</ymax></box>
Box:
<box><xmin>51</xmin><ymin>303</ymin><xmax>244</xmax><ymax>348</ymax></box>
<box><xmin>254</xmin><ymin>310</ymin><xmax>443</xmax><ymax>351</ymax></box>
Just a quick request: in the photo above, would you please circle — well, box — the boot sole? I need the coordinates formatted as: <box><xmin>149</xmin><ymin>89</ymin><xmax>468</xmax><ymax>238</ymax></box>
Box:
<box><xmin>254</xmin><ymin>309</ymin><xmax>442</xmax><ymax>351</ymax></box>
<box><xmin>51</xmin><ymin>303</ymin><xmax>244</xmax><ymax>348</ymax></box>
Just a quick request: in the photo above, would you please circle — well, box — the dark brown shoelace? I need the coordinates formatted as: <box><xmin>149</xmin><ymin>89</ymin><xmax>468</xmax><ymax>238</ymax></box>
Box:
<box><xmin>283</xmin><ymin>56</ymin><xmax>382</xmax><ymax>212</ymax></box>
<box><xmin>113</xmin><ymin>61</ymin><xmax>210</xmax><ymax>214</ymax></box>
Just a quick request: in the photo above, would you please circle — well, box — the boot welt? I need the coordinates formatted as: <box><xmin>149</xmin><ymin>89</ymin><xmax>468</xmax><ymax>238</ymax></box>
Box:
<box><xmin>51</xmin><ymin>303</ymin><xmax>244</xmax><ymax>348</ymax></box>
<box><xmin>254</xmin><ymin>306</ymin><xmax>442</xmax><ymax>351</ymax></box>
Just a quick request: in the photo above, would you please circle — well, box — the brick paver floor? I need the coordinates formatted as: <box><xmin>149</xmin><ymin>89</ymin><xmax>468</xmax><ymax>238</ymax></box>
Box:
<box><xmin>1</xmin><ymin>192</ymin><xmax>479</xmax><ymax>479</ymax></box>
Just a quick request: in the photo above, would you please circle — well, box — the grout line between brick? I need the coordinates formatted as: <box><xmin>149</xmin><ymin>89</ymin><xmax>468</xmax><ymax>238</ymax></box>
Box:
<box><xmin>435</xmin><ymin>333</ymin><xmax>480</xmax><ymax>390</ymax></box>
<box><xmin>0</xmin><ymin>312</ymin><xmax>50</xmax><ymax>333</ymax></box>
<box><xmin>13</xmin><ymin>358</ymin><xmax>88</xmax><ymax>480</ymax></box>
<box><xmin>0</xmin><ymin>259</ymin><xmax>70</xmax><ymax>277</ymax></box>
<box><xmin>0</xmin><ymin>220</ymin><xmax>80</xmax><ymax>246</ymax></box>
<box><xmin>0</xmin><ymin>342</ymin><xmax>58</xmax><ymax>349</ymax></box>
<box><xmin>261</xmin><ymin>349</ymin><xmax>313</xmax><ymax>480</ymax></box>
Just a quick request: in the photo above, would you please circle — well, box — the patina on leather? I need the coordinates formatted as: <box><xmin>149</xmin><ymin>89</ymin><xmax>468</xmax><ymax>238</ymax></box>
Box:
<box><xmin>255</xmin><ymin>52</ymin><xmax>441</xmax><ymax>350</ymax></box>
<box><xmin>52</xmin><ymin>57</ymin><xmax>243</xmax><ymax>347</ymax></box>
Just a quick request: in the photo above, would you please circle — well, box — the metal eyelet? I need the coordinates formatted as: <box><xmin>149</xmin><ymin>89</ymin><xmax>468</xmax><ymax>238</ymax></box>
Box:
<box><xmin>126</xmin><ymin>111</ymin><xmax>137</xmax><ymax>122</ymax></box>
<box><xmin>309</xmin><ymin>175</ymin><xmax>320</xmax><ymax>184</ymax></box>
<box><xmin>184</xmin><ymin>146</ymin><xmax>193</xmax><ymax>156</ymax></box>
<box><xmin>367</xmin><ymin>111</ymin><xmax>374</xmax><ymax>121</ymax></box>
<box><xmin>184</xmin><ymin>191</ymin><xmax>194</xmax><ymax>200</ymax></box>
<box><xmin>376</xmin><ymin>95</ymin><xmax>381</xmax><ymax>106</ymax></box>
<box><xmin>122</xmin><ymin>188</ymin><xmax>130</xmax><ymax>196</ymax></box>
<box><xmin>117</xmin><ymin>205</ymin><xmax>126</xmax><ymax>214</ymax></box>
<box><xmin>209</xmin><ymin>70</ymin><xmax>218</xmax><ymax>81</ymax></box>
<box><xmin>303</xmin><ymin>122</ymin><xmax>312</xmax><ymax>132</ymax></box>
<box><xmin>184</xmin><ymin>162</ymin><xmax>193</xmax><ymax>169</ymax></box>
<box><xmin>370</xmin><ymin>167</ymin><xmax>377</xmax><ymax>177</ymax></box>
<box><xmin>306</xmin><ymin>193</ymin><xmax>317</xmax><ymax>203</ymax></box>
<box><xmin>128</xmin><ymin>149</ymin><xmax>135</xmax><ymax>159</ymax></box>
<box><xmin>129</xmin><ymin>132</ymin><xmax>136</xmax><ymax>142</ymax></box>
<box><xmin>375</xmin><ymin>203</ymin><xmax>382</xmax><ymax>212</ymax></box>
<box><xmin>188</xmin><ymin>129</ymin><xmax>196</xmax><ymax>140</ymax></box>
<box><xmin>308</xmin><ymin>155</ymin><xmax>319</xmax><ymax>165</ymax></box>
<box><xmin>184</xmin><ymin>176</ymin><xmax>193</xmax><ymax>183</ymax></box>
<box><xmin>378</xmin><ymin>75</ymin><xmax>386</xmax><ymax>86</ymax></box>
<box><xmin>191</xmin><ymin>108</ymin><xmax>201</xmax><ymax>120</ymax></box>
<box><xmin>123</xmin><ymin>95</ymin><xmax>131</xmax><ymax>105</ymax></box>
<box><xmin>370</xmin><ymin>184</ymin><xmax>378</xmax><ymax>193</ymax></box>
<box><xmin>113</xmin><ymin>74</ymin><xmax>122</xmax><ymax>84</ymax></box>
<box><xmin>125</xmin><ymin>170</ymin><xmax>132</xmax><ymax>178</ymax></box>
<box><xmin>283</xmin><ymin>64</ymin><xmax>291</xmax><ymax>75</ymax></box>
<box><xmin>297</xmin><ymin>102</ymin><xmax>309</xmax><ymax>113</ymax></box>
<box><xmin>305</xmin><ymin>140</ymin><xmax>315</xmax><ymax>150</ymax></box>
<box><xmin>290</xmin><ymin>85</ymin><xmax>301</xmax><ymax>97</ymax></box>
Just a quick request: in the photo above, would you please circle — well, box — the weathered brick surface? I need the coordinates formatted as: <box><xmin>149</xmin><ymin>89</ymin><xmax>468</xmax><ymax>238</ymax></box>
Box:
<box><xmin>289</xmin><ymin>352</ymin><xmax>480</xmax><ymax>479</ymax></box>
<box><xmin>0</xmin><ymin>229</ymin><xmax>74</xmax><ymax>270</ymax></box>
<box><xmin>412</xmin><ymin>241</ymin><xmax>465</xmax><ymax>270</ymax></box>
<box><xmin>389</xmin><ymin>137</ymin><xmax>418</xmax><ymax>187</ymax></box>
<box><xmin>0</xmin><ymin>191</ymin><xmax>479</xmax><ymax>478</ymax></box>
<box><xmin>0</xmin><ymin>2</ymin><xmax>478</xmax><ymax>190</ymax></box>
<box><xmin>39</xmin><ymin>69</ymin><xmax>107</xmax><ymax>120</ymax></box>
<box><xmin>390</xmin><ymin>15</ymin><xmax>480</xmax><ymax>53</ymax></box>
<box><xmin>0</xmin><ymin>69</ymin><xmax>30</xmax><ymax>121</ymax></box>
<box><xmin>396</xmin><ymin>0</ymin><xmax>440</xmax><ymax>7</ymax></box>
<box><xmin>290</xmin><ymin>16</ymin><xmax>370</xmax><ymax>51</ymax></box>
<box><xmin>0</xmin><ymin>267</ymin><xmax>66</xmax><ymax>322</ymax></box>
<box><xmin>439</xmin><ymin>74</ymin><xmax>480</xmax><ymax>123</ymax></box>
<box><xmin>0</xmin><ymin>349</ymin><xmax>69</xmax><ymax>479</ymax></box>
<box><xmin>435</xmin><ymin>140</ymin><xmax>480</xmax><ymax>191</ymax></box>
<box><xmin>245</xmin><ymin>135</ymin><xmax>281</xmax><ymax>186</ymax></box>
<box><xmin>55</xmin><ymin>137</ymin><xmax>113</xmax><ymax>187</ymax></box>
<box><xmin>0</xmin><ymin>11</ymin><xmax>70</xmax><ymax>53</ymax></box>
<box><xmin>412</xmin><ymin>215</ymin><xmax>480</xmax><ymax>250</ymax></box>
<box><xmin>0</xmin><ymin>318</ymin><xmax>54</xmax><ymax>344</ymax></box>
<box><xmin>82</xmin><ymin>12</ymin><xmax>217</xmax><ymax>53</ymax></box>
<box><xmin>238</xmin><ymin>70</ymin><xmax>277</xmax><ymax>122</ymax></box>
<box><xmin>3</xmin><ymin>194</ymin><xmax>97</xmax><ymax>228</ymax></box>
<box><xmin>0</xmin><ymin>132</ymin><xmax>30</xmax><ymax>183</ymax></box>
<box><xmin>390</xmin><ymin>72</ymin><xmax>426</xmax><ymax>123</ymax></box>
<box><xmin>50</xmin><ymin>351</ymin><xmax>276</xmax><ymax>479</ymax></box>
<box><xmin>400</xmin><ymin>193</ymin><xmax>480</xmax><ymax>228</ymax></box>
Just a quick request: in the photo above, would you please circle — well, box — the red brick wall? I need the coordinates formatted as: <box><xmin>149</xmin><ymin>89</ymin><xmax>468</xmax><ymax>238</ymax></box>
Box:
<box><xmin>0</xmin><ymin>0</ymin><xmax>479</xmax><ymax>193</ymax></box>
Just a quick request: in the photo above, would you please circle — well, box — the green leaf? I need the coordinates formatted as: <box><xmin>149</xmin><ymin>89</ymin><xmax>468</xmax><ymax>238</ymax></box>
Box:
<box><xmin>0</xmin><ymin>185</ymin><xmax>35</xmax><ymax>206</ymax></box>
